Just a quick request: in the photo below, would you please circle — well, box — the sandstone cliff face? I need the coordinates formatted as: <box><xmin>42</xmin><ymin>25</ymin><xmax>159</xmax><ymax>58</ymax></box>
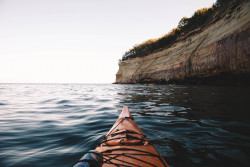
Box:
<box><xmin>115</xmin><ymin>0</ymin><xmax>250</xmax><ymax>84</ymax></box>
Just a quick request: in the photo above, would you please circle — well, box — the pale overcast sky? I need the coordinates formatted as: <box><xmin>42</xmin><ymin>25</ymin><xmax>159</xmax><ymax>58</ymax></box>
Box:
<box><xmin>0</xmin><ymin>0</ymin><xmax>216</xmax><ymax>83</ymax></box>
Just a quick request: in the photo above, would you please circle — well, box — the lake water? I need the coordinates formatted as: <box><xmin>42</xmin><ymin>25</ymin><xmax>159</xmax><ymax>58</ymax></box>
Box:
<box><xmin>0</xmin><ymin>83</ymin><xmax>250</xmax><ymax>167</ymax></box>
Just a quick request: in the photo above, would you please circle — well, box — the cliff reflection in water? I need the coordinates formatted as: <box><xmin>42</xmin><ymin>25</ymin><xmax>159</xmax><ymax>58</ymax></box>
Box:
<box><xmin>117</xmin><ymin>84</ymin><xmax>250</xmax><ymax>166</ymax></box>
<box><xmin>117</xmin><ymin>85</ymin><xmax>250</xmax><ymax>121</ymax></box>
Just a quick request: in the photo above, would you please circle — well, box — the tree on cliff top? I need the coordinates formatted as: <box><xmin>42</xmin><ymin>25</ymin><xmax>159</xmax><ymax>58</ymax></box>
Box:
<box><xmin>121</xmin><ymin>0</ymin><xmax>230</xmax><ymax>61</ymax></box>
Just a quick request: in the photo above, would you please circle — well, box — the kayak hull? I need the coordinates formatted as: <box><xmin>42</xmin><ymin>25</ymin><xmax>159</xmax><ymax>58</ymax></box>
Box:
<box><xmin>95</xmin><ymin>106</ymin><xmax>169</xmax><ymax>167</ymax></box>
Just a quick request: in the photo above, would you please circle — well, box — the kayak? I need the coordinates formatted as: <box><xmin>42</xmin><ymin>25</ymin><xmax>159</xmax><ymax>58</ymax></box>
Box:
<box><xmin>74</xmin><ymin>106</ymin><xmax>169</xmax><ymax>167</ymax></box>
<box><xmin>97</xmin><ymin>106</ymin><xmax>169</xmax><ymax>167</ymax></box>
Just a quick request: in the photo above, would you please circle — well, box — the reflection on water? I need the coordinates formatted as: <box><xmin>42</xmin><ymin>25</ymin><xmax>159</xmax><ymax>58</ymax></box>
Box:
<box><xmin>0</xmin><ymin>84</ymin><xmax>250</xmax><ymax>167</ymax></box>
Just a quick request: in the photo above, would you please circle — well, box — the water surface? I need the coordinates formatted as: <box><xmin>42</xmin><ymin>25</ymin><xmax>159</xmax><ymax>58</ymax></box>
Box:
<box><xmin>0</xmin><ymin>84</ymin><xmax>250</xmax><ymax>167</ymax></box>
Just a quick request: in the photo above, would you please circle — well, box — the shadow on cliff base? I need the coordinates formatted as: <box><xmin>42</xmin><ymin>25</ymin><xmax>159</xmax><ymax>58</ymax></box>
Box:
<box><xmin>136</xmin><ymin>72</ymin><xmax>250</xmax><ymax>86</ymax></box>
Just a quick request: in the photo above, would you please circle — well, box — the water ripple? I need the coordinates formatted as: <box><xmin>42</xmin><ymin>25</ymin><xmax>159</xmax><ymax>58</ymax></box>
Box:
<box><xmin>0</xmin><ymin>84</ymin><xmax>249</xmax><ymax>167</ymax></box>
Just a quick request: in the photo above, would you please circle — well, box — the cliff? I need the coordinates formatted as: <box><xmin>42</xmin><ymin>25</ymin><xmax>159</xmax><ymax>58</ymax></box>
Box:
<box><xmin>115</xmin><ymin>0</ymin><xmax>250</xmax><ymax>85</ymax></box>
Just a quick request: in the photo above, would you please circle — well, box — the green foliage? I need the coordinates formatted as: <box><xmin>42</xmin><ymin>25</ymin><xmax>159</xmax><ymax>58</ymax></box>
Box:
<box><xmin>178</xmin><ymin>17</ymin><xmax>190</xmax><ymax>27</ymax></box>
<box><xmin>213</xmin><ymin>0</ymin><xmax>225</xmax><ymax>8</ymax></box>
<box><xmin>122</xmin><ymin>0</ymin><xmax>228</xmax><ymax>61</ymax></box>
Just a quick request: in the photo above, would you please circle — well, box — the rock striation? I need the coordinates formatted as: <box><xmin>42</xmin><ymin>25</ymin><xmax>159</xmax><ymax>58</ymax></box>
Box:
<box><xmin>115</xmin><ymin>0</ymin><xmax>250</xmax><ymax>84</ymax></box>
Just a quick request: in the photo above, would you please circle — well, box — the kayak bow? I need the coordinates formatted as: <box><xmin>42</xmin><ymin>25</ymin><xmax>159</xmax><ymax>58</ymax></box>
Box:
<box><xmin>95</xmin><ymin>106</ymin><xmax>169</xmax><ymax>167</ymax></box>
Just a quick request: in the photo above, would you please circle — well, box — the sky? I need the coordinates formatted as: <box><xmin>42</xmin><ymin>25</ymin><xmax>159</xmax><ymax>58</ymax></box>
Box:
<box><xmin>0</xmin><ymin>0</ymin><xmax>216</xmax><ymax>83</ymax></box>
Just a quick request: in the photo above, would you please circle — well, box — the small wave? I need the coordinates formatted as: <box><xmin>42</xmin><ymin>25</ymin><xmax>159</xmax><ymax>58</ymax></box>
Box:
<box><xmin>122</xmin><ymin>102</ymin><xmax>155</xmax><ymax>107</ymax></box>
<box><xmin>58</xmin><ymin>105</ymin><xmax>76</xmax><ymax>109</ymax></box>
<box><xmin>97</xmin><ymin>107</ymin><xmax>115</xmax><ymax>111</ymax></box>
<box><xmin>82</xmin><ymin>97</ymin><xmax>92</xmax><ymax>101</ymax></box>
<box><xmin>56</xmin><ymin>100</ymin><xmax>71</xmax><ymax>104</ymax></box>
<box><xmin>152</xmin><ymin>106</ymin><xmax>187</xmax><ymax>112</ymax></box>
<box><xmin>145</xmin><ymin>112</ymin><xmax>175</xmax><ymax>117</ymax></box>
<box><xmin>40</xmin><ymin>99</ymin><xmax>56</xmax><ymax>104</ymax></box>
